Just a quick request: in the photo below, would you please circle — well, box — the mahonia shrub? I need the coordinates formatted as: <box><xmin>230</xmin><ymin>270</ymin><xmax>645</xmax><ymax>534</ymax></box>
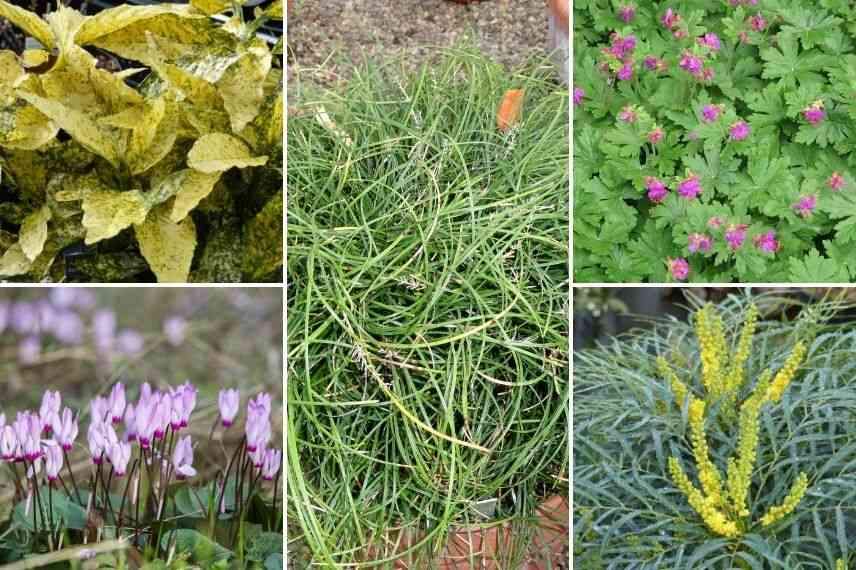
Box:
<box><xmin>574</xmin><ymin>293</ymin><xmax>856</xmax><ymax>568</ymax></box>
<box><xmin>0</xmin><ymin>0</ymin><xmax>283</xmax><ymax>282</ymax></box>
<box><xmin>574</xmin><ymin>0</ymin><xmax>856</xmax><ymax>283</ymax></box>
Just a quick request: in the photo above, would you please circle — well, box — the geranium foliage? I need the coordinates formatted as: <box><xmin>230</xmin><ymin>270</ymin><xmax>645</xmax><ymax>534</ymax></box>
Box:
<box><xmin>574</xmin><ymin>0</ymin><xmax>856</xmax><ymax>283</ymax></box>
<box><xmin>0</xmin><ymin>0</ymin><xmax>283</xmax><ymax>282</ymax></box>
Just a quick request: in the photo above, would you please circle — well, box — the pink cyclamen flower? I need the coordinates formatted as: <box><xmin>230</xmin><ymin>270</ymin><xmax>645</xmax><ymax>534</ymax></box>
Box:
<box><xmin>828</xmin><ymin>172</ymin><xmax>846</xmax><ymax>191</ymax></box>
<box><xmin>669</xmin><ymin>258</ymin><xmax>690</xmax><ymax>281</ymax></box>
<box><xmin>617</xmin><ymin>62</ymin><xmax>634</xmax><ymax>81</ymax></box>
<box><xmin>701</xmin><ymin>104</ymin><xmax>722</xmax><ymax>123</ymax></box>
<box><xmin>91</xmin><ymin>396</ymin><xmax>109</xmax><ymax>425</ymax></box>
<box><xmin>677</xmin><ymin>174</ymin><xmax>702</xmax><ymax>199</ymax></box>
<box><xmin>688</xmin><ymin>233</ymin><xmax>713</xmax><ymax>253</ymax></box>
<box><xmin>793</xmin><ymin>194</ymin><xmax>818</xmax><ymax>218</ymax></box>
<box><xmin>107</xmin><ymin>441</ymin><xmax>131</xmax><ymax>476</ymax></box>
<box><xmin>619</xmin><ymin>4</ymin><xmax>635</xmax><ymax>23</ymax></box>
<box><xmin>618</xmin><ymin>105</ymin><xmax>637</xmax><ymax>123</ymax></box>
<box><xmin>573</xmin><ymin>86</ymin><xmax>584</xmax><ymax>107</ymax></box>
<box><xmin>88</xmin><ymin>422</ymin><xmax>117</xmax><ymax>464</ymax></box>
<box><xmin>153</xmin><ymin>393</ymin><xmax>172</xmax><ymax>440</ymax></box>
<box><xmin>729</xmin><ymin>121</ymin><xmax>750</xmax><ymax>141</ymax></box>
<box><xmin>698</xmin><ymin>33</ymin><xmax>721</xmax><ymax>51</ymax></box>
<box><xmin>246</xmin><ymin>415</ymin><xmax>271</xmax><ymax>454</ymax></box>
<box><xmin>648</xmin><ymin>127</ymin><xmax>664</xmax><ymax>144</ymax></box>
<box><xmin>679</xmin><ymin>53</ymin><xmax>703</xmax><ymax>76</ymax></box>
<box><xmin>178</xmin><ymin>382</ymin><xmax>196</xmax><ymax>428</ymax></box>
<box><xmin>55</xmin><ymin>408</ymin><xmax>78</xmax><ymax>451</ymax></box>
<box><xmin>124</xmin><ymin>403</ymin><xmax>137</xmax><ymax>441</ymax></box>
<box><xmin>135</xmin><ymin>400</ymin><xmax>157</xmax><ymax>449</ymax></box>
<box><xmin>261</xmin><ymin>449</ymin><xmax>282</xmax><ymax>481</ymax></box>
<box><xmin>108</xmin><ymin>383</ymin><xmax>126</xmax><ymax>424</ymax></box>
<box><xmin>661</xmin><ymin>8</ymin><xmax>680</xmax><ymax>29</ymax></box>
<box><xmin>804</xmin><ymin>101</ymin><xmax>826</xmax><ymax>125</ymax></box>
<box><xmin>39</xmin><ymin>391</ymin><xmax>61</xmax><ymax>434</ymax></box>
<box><xmin>644</xmin><ymin>177</ymin><xmax>669</xmax><ymax>203</ymax></box>
<box><xmin>173</xmin><ymin>436</ymin><xmax>197</xmax><ymax>479</ymax></box>
<box><xmin>0</xmin><ymin>426</ymin><xmax>16</xmax><ymax>460</ymax></box>
<box><xmin>749</xmin><ymin>13</ymin><xmax>766</xmax><ymax>31</ymax></box>
<box><xmin>725</xmin><ymin>224</ymin><xmax>749</xmax><ymax>250</ymax></box>
<box><xmin>219</xmin><ymin>389</ymin><xmax>240</xmax><ymax>427</ymax></box>
<box><xmin>754</xmin><ymin>231</ymin><xmax>780</xmax><ymax>253</ymax></box>
<box><xmin>44</xmin><ymin>443</ymin><xmax>63</xmax><ymax>481</ymax></box>
<box><xmin>14</xmin><ymin>412</ymin><xmax>42</xmax><ymax>461</ymax></box>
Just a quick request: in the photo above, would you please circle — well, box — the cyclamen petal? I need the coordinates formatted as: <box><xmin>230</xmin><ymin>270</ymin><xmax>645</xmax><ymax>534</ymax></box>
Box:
<box><xmin>219</xmin><ymin>389</ymin><xmax>240</xmax><ymax>427</ymax></box>
<box><xmin>44</xmin><ymin>443</ymin><xmax>63</xmax><ymax>481</ymax></box>
<box><xmin>173</xmin><ymin>435</ymin><xmax>196</xmax><ymax>479</ymax></box>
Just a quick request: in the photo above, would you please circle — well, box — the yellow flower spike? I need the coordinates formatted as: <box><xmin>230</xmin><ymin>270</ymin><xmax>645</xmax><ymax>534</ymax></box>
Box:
<box><xmin>688</xmin><ymin>398</ymin><xmax>724</xmax><ymax>504</ymax></box>
<box><xmin>765</xmin><ymin>342</ymin><xmax>808</xmax><ymax>403</ymax></box>
<box><xmin>725</xmin><ymin>303</ymin><xmax>758</xmax><ymax>392</ymax></box>
<box><xmin>668</xmin><ymin>457</ymin><xmax>740</xmax><ymax>539</ymax></box>
<box><xmin>759</xmin><ymin>472</ymin><xmax>809</xmax><ymax>526</ymax></box>
<box><xmin>695</xmin><ymin>305</ymin><xmax>725</xmax><ymax>398</ymax></box>
<box><xmin>727</xmin><ymin>394</ymin><xmax>762</xmax><ymax>517</ymax></box>
<box><xmin>835</xmin><ymin>559</ymin><xmax>845</xmax><ymax>570</ymax></box>
<box><xmin>657</xmin><ymin>356</ymin><xmax>688</xmax><ymax>405</ymax></box>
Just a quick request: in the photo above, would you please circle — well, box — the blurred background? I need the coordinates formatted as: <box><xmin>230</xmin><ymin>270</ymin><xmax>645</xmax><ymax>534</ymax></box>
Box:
<box><xmin>0</xmin><ymin>287</ymin><xmax>283</xmax><ymax>505</ymax></box>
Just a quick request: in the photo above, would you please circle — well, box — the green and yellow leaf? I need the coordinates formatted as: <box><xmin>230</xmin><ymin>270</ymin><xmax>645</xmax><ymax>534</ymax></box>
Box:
<box><xmin>81</xmin><ymin>190</ymin><xmax>149</xmax><ymax>244</ymax></box>
<box><xmin>187</xmin><ymin>133</ymin><xmax>267</xmax><ymax>173</ymax></box>
<box><xmin>135</xmin><ymin>206</ymin><xmax>197</xmax><ymax>282</ymax></box>
<box><xmin>19</xmin><ymin>205</ymin><xmax>52</xmax><ymax>261</ymax></box>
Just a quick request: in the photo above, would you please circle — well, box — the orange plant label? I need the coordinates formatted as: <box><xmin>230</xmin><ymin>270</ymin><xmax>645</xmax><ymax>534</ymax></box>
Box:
<box><xmin>496</xmin><ymin>89</ymin><xmax>525</xmax><ymax>133</ymax></box>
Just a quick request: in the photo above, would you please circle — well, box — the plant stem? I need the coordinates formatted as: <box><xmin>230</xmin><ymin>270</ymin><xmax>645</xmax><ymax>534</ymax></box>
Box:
<box><xmin>63</xmin><ymin>449</ymin><xmax>82</xmax><ymax>504</ymax></box>
<box><xmin>119</xmin><ymin>459</ymin><xmax>138</xmax><ymax>531</ymax></box>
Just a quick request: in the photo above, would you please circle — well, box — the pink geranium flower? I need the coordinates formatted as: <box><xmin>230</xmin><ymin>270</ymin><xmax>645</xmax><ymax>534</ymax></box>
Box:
<box><xmin>645</xmin><ymin>177</ymin><xmax>669</xmax><ymax>203</ymax></box>
<box><xmin>729</xmin><ymin>121</ymin><xmax>750</xmax><ymax>141</ymax></box>
<box><xmin>725</xmin><ymin>224</ymin><xmax>749</xmax><ymax>250</ymax></box>
<box><xmin>701</xmin><ymin>104</ymin><xmax>723</xmax><ymax>123</ymax></box>
<box><xmin>804</xmin><ymin>101</ymin><xmax>826</xmax><ymax>125</ymax></box>
<box><xmin>793</xmin><ymin>194</ymin><xmax>818</xmax><ymax>218</ymax></box>
<box><xmin>668</xmin><ymin>258</ymin><xmax>690</xmax><ymax>281</ymax></box>
<box><xmin>828</xmin><ymin>172</ymin><xmax>845</xmax><ymax>191</ymax></box>
<box><xmin>753</xmin><ymin>231</ymin><xmax>780</xmax><ymax>253</ymax></box>
<box><xmin>688</xmin><ymin>233</ymin><xmax>713</xmax><ymax>253</ymax></box>
<box><xmin>619</xmin><ymin>4</ymin><xmax>635</xmax><ymax>23</ymax></box>
<box><xmin>677</xmin><ymin>174</ymin><xmax>702</xmax><ymax>199</ymax></box>
<box><xmin>648</xmin><ymin>127</ymin><xmax>664</xmax><ymax>144</ymax></box>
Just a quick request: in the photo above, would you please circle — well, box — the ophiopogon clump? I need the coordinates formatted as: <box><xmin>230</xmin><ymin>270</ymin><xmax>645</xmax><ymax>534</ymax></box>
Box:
<box><xmin>0</xmin><ymin>382</ymin><xmax>281</xmax><ymax>559</ymax></box>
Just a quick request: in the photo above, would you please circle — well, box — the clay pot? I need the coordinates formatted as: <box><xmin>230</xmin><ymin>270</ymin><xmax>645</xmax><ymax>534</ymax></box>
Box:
<box><xmin>547</xmin><ymin>0</ymin><xmax>570</xmax><ymax>85</ymax></box>
<box><xmin>527</xmin><ymin>494</ymin><xmax>569</xmax><ymax>570</ymax></box>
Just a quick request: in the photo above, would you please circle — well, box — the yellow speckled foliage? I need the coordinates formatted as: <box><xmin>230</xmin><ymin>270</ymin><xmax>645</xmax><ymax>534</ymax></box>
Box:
<box><xmin>662</xmin><ymin>303</ymin><xmax>810</xmax><ymax>538</ymax></box>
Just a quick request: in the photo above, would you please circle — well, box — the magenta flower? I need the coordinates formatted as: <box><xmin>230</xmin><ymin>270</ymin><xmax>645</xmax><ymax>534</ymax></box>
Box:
<box><xmin>679</xmin><ymin>53</ymin><xmax>703</xmax><ymax>76</ymax></box>
<box><xmin>108</xmin><ymin>383</ymin><xmax>126</xmax><ymax>424</ymax></box>
<box><xmin>617</xmin><ymin>62</ymin><xmax>634</xmax><ymax>81</ymax></box>
<box><xmin>688</xmin><ymin>233</ymin><xmax>713</xmax><ymax>253</ymax></box>
<box><xmin>87</xmin><ymin>422</ymin><xmax>116</xmax><ymax>464</ymax></box>
<box><xmin>44</xmin><ymin>443</ymin><xmax>62</xmax><ymax>481</ymax></box>
<box><xmin>648</xmin><ymin>127</ymin><xmax>664</xmax><ymax>144</ymax></box>
<box><xmin>172</xmin><ymin>436</ymin><xmax>196</xmax><ymax>479</ymax></box>
<box><xmin>643</xmin><ymin>56</ymin><xmax>658</xmax><ymax>70</ymax></box>
<box><xmin>619</xmin><ymin>4</ymin><xmax>635</xmax><ymax>23</ymax></box>
<box><xmin>669</xmin><ymin>258</ymin><xmax>690</xmax><ymax>281</ymax></box>
<box><xmin>677</xmin><ymin>174</ymin><xmax>702</xmax><ymax>199</ymax></box>
<box><xmin>124</xmin><ymin>403</ymin><xmax>137</xmax><ymax>441</ymax></box>
<box><xmin>698</xmin><ymin>33</ymin><xmax>721</xmax><ymax>51</ymax></box>
<box><xmin>729</xmin><ymin>121</ymin><xmax>750</xmax><ymax>141</ymax></box>
<box><xmin>804</xmin><ymin>101</ymin><xmax>826</xmax><ymax>125</ymax></box>
<box><xmin>153</xmin><ymin>393</ymin><xmax>171</xmax><ymax>440</ymax></box>
<box><xmin>708</xmin><ymin>216</ymin><xmax>724</xmax><ymax>229</ymax></box>
<box><xmin>246</xmin><ymin>414</ymin><xmax>271</xmax><ymax>454</ymax></box>
<box><xmin>749</xmin><ymin>13</ymin><xmax>766</xmax><ymax>31</ymax></box>
<box><xmin>14</xmin><ymin>412</ymin><xmax>42</xmax><ymax>461</ymax></box>
<box><xmin>249</xmin><ymin>393</ymin><xmax>272</xmax><ymax>418</ymax></box>
<box><xmin>55</xmin><ymin>408</ymin><xmax>78</xmax><ymax>452</ymax></box>
<box><xmin>135</xmin><ymin>399</ymin><xmax>157</xmax><ymax>449</ymax></box>
<box><xmin>261</xmin><ymin>449</ymin><xmax>282</xmax><ymax>481</ymax></box>
<box><xmin>107</xmin><ymin>441</ymin><xmax>131</xmax><ymax>476</ymax></box>
<box><xmin>573</xmin><ymin>86</ymin><xmax>584</xmax><ymax>107</ymax></box>
<box><xmin>725</xmin><ymin>224</ymin><xmax>749</xmax><ymax>250</ymax></box>
<box><xmin>219</xmin><ymin>389</ymin><xmax>240</xmax><ymax>427</ymax></box>
<box><xmin>644</xmin><ymin>177</ymin><xmax>669</xmax><ymax>203</ymax></box>
<box><xmin>701</xmin><ymin>104</ymin><xmax>722</xmax><ymax>123</ymax></box>
<box><xmin>753</xmin><ymin>231</ymin><xmax>780</xmax><ymax>253</ymax></box>
<box><xmin>618</xmin><ymin>105</ymin><xmax>637</xmax><ymax>123</ymax></box>
<box><xmin>178</xmin><ymin>382</ymin><xmax>196</xmax><ymax>428</ymax></box>
<box><xmin>793</xmin><ymin>194</ymin><xmax>818</xmax><ymax>218</ymax></box>
<box><xmin>662</xmin><ymin>8</ymin><xmax>680</xmax><ymax>29</ymax></box>
<box><xmin>250</xmin><ymin>445</ymin><xmax>266</xmax><ymax>468</ymax></box>
<box><xmin>0</xmin><ymin>426</ymin><xmax>16</xmax><ymax>460</ymax></box>
<box><xmin>828</xmin><ymin>172</ymin><xmax>846</xmax><ymax>191</ymax></box>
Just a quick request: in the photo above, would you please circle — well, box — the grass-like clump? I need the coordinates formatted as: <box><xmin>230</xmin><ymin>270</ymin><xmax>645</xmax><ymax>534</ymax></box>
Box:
<box><xmin>287</xmin><ymin>48</ymin><xmax>569</xmax><ymax>566</ymax></box>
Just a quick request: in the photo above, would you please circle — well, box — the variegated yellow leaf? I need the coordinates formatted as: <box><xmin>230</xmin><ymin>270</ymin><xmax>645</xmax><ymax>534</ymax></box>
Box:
<box><xmin>168</xmin><ymin>170</ymin><xmax>221</xmax><ymax>222</ymax></box>
<box><xmin>189</xmin><ymin>0</ymin><xmax>231</xmax><ymax>16</ymax></box>
<box><xmin>218</xmin><ymin>46</ymin><xmax>272</xmax><ymax>132</ymax></box>
<box><xmin>44</xmin><ymin>5</ymin><xmax>86</xmax><ymax>57</ymax></box>
<box><xmin>19</xmin><ymin>204</ymin><xmax>52</xmax><ymax>261</ymax></box>
<box><xmin>0</xmin><ymin>1</ymin><xmax>54</xmax><ymax>49</ymax></box>
<box><xmin>81</xmin><ymin>190</ymin><xmax>149</xmax><ymax>244</ymax></box>
<box><xmin>262</xmin><ymin>0</ymin><xmax>283</xmax><ymax>19</ymax></box>
<box><xmin>243</xmin><ymin>189</ymin><xmax>282</xmax><ymax>280</ymax></box>
<box><xmin>187</xmin><ymin>133</ymin><xmax>268</xmax><ymax>173</ymax></box>
<box><xmin>17</xmin><ymin>90</ymin><xmax>121</xmax><ymax>167</ymax></box>
<box><xmin>0</xmin><ymin>52</ymin><xmax>24</xmax><ymax>94</ymax></box>
<box><xmin>135</xmin><ymin>207</ymin><xmax>196</xmax><ymax>282</ymax></box>
<box><xmin>2</xmin><ymin>106</ymin><xmax>58</xmax><ymax>150</ymax></box>
<box><xmin>88</xmin><ymin>15</ymin><xmax>219</xmax><ymax>65</ymax></box>
<box><xmin>21</xmin><ymin>49</ymin><xmax>50</xmax><ymax>69</ymax></box>
<box><xmin>0</xmin><ymin>243</ymin><xmax>33</xmax><ymax>277</ymax></box>
<box><xmin>129</xmin><ymin>97</ymin><xmax>177</xmax><ymax>175</ymax></box>
<box><xmin>75</xmin><ymin>3</ymin><xmax>197</xmax><ymax>45</ymax></box>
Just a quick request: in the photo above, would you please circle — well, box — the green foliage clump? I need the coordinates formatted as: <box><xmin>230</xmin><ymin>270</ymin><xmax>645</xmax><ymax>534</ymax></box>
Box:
<box><xmin>0</xmin><ymin>0</ymin><xmax>283</xmax><ymax>282</ymax></box>
<box><xmin>287</xmin><ymin>49</ymin><xmax>569</xmax><ymax>566</ymax></box>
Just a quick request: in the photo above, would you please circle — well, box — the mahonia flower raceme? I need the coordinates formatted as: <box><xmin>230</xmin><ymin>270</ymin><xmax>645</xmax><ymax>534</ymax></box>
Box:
<box><xmin>219</xmin><ymin>389</ymin><xmax>240</xmax><ymax>427</ymax></box>
<box><xmin>828</xmin><ymin>171</ymin><xmax>846</xmax><ymax>191</ymax></box>
<box><xmin>173</xmin><ymin>435</ymin><xmax>197</xmax><ymax>479</ymax></box>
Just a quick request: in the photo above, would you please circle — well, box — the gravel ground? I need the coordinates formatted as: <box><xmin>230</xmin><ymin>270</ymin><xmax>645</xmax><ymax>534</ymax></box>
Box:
<box><xmin>287</xmin><ymin>0</ymin><xmax>551</xmax><ymax>90</ymax></box>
